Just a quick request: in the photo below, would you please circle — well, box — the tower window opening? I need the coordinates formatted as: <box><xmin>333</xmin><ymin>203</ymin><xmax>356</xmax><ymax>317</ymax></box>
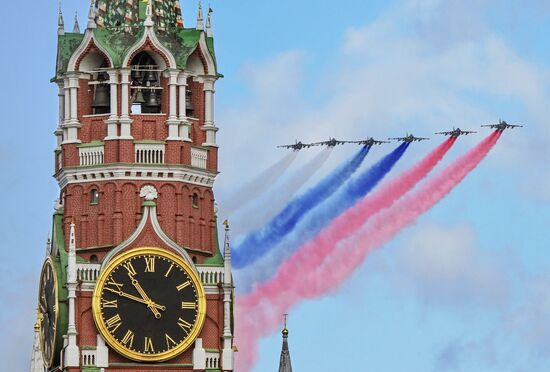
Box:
<box><xmin>91</xmin><ymin>68</ymin><xmax>111</xmax><ymax>115</ymax></box>
<box><xmin>130</xmin><ymin>52</ymin><xmax>162</xmax><ymax>114</ymax></box>
<box><xmin>90</xmin><ymin>255</ymin><xmax>98</xmax><ymax>263</ymax></box>
<box><xmin>90</xmin><ymin>189</ymin><xmax>99</xmax><ymax>205</ymax></box>
<box><xmin>192</xmin><ymin>193</ymin><xmax>199</xmax><ymax>208</ymax></box>
<box><xmin>186</xmin><ymin>90</ymin><xmax>195</xmax><ymax>117</ymax></box>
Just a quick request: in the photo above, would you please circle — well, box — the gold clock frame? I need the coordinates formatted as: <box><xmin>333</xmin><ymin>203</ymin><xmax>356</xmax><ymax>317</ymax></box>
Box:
<box><xmin>38</xmin><ymin>256</ymin><xmax>59</xmax><ymax>369</ymax></box>
<box><xmin>92</xmin><ymin>247</ymin><xmax>206</xmax><ymax>362</ymax></box>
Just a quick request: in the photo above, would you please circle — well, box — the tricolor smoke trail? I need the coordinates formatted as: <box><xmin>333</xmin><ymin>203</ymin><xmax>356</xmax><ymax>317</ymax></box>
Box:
<box><xmin>235</xmin><ymin>132</ymin><xmax>501</xmax><ymax>371</ymax></box>
<box><xmin>236</xmin><ymin>137</ymin><xmax>455</xmax><ymax>292</ymax></box>
<box><xmin>232</xmin><ymin>145</ymin><xmax>371</xmax><ymax>268</ymax></box>
<box><xmin>231</xmin><ymin>148</ymin><xmax>333</xmax><ymax>235</ymax></box>
<box><xmin>234</xmin><ymin>142</ymin><xmax>409</xmax><ymax>287</ymax></box>
<box><xmin>221</xmin><ymin>151</ymin><xmax>299</xmax><ymax>215</ymax></box>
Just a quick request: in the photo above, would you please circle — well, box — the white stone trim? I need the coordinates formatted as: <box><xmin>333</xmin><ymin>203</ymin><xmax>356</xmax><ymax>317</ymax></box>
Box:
<box><xmin>79</xmin><ymin>145</ymin><xmax>104</xmax><ymax>166</ymax></box>
<box><xmin>55</xmin><ymin>164</ymin><xmax>216</xmax><ymax>189</ymax></box>
<box><xmin>67</xmin><ymin>30</ymin><xmax>115</xmax><ymax>73</ymax></box>
<box><xmin>100</xmin><ymin>203</ymin><xmax>196</xmax><ymax>273</ymax></box>
<box><xmin>191</xmin><ymin>147</ymin><xmax>208</xmax><ymax>169</ymax></box>
<box><xmin>121</xmin><ymin>26</ymin><xmax>177</xmax><ymax>69</ymax></box>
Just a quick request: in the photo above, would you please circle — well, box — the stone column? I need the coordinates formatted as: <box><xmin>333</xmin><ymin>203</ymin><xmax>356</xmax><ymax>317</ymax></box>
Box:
<box><xmin>166</xmin><ymin>69</ymin><xmax>181</xmax><ymax>140</ymax></box>
<box><xmin>63</xmin><ymin>74</ymin><xmax>81</xmax><ymax>144</ymax></box>
<box><xmin>119</xmin><ymin>69</ymin><xmax>133</xmax><ymax>139</ymax></box>
<box><xmin>106</xmin><ymin>70</ymin><xmax>119</xmax><ymax>140</ymax></box>
<box><xmin>178</xmin><ymin>72</ymin><xmax>191</xmax><ymax>141</ymax></box>
<box><xmin>201</xmin><ymin>76</ymin><xmax>218</xmax><ymax>147</ymax></box>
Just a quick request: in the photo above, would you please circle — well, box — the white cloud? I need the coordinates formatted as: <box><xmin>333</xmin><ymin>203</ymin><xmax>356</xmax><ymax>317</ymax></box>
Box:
<box><xmin>392</xmin><ymin>223</ymin><xmax>510</xmax><ymax>308</ymax></box>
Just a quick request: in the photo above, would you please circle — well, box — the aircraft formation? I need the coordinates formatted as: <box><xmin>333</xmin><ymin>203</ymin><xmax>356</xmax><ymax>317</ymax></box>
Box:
<box><xmin>278</xmin><ymin>120</ymin><xmax>521</xmax><ymax>150</ymax></box>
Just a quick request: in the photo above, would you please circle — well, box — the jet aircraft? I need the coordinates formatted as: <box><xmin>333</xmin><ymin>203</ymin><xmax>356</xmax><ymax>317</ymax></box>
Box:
<box><xmin>277</xmin><ymin>141</ymin><xmax>314</xmax><ymax>151</ymax></box>
<box><xmin>481</xmin><ymin>119</ymin><xmax>523</xmax><ymax>131</ymax></box>
<box><xmin>388</xmin><ymin>134</ymin><xmax>429</xmax><ymax>142</ymax></box>
<box><xmin>310</xmin><ymin>138</ymin><xmax>348</xmax><ymax>147</ymax></box>
<box><xmin>435</xmin><ymin>128</ymin><xmax>477</xmax><ymax>137</ymax></box>
<box><xmin>348</xmin><ymin>137</ymin><xmax>389</xmax><ymax>146</ymax></box>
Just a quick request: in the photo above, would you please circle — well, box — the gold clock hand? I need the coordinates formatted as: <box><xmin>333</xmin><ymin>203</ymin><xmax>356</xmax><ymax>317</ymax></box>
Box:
<box><xmin>104</xmin><ymin>287</ymin><xmax>166</xmax><ymax>310</ymax></box>
<box><xmin>127</xmin><ymin>273</ymin><xmax>163</xmax><ymax>319</ymax></box>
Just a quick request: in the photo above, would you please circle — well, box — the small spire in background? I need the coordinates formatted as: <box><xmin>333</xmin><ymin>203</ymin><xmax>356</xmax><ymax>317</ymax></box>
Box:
<box><xmin>58</xmin><ymin>2</ymin><xmax>65</xmax><ymax>35</ymax></box>
<box><xmin>196</xmin><ymin>1</ymin><xmax>204</xmax><ymax>30</ymax></box>
<box><xmin>73</xmin><ymin>12</ymin><xmax>81</xmax><ymax>33</ymax></box>
<box><xmin>87</xmin><ymin>0</ymin><xmax>97</xmax><ymax>29</ymax></box>
<box><xmin>278</xmin><ymin>314</ymin><xmax>293</xmax><ymax>372</ymax></box>
<box><xmin>206</xmin><ymin>6</ymin><xmax>213</xmax><ymax>37</ymax></box>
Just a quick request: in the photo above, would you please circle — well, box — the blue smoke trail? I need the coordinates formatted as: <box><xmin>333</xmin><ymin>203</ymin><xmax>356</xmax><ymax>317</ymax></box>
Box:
<box><xmin>232</xmin><ymin>146</ymin><xmax>371</xmax><ymax>268</ymax></box>
<box><xmin>232</xmin><ymin>148</ymin><xmax>333</xmax><ymax>235</ymax></box>
<box><xmin>235</xmin><ymin>142</ymin><xmax>410</xmax><ymax>292</ymax></box>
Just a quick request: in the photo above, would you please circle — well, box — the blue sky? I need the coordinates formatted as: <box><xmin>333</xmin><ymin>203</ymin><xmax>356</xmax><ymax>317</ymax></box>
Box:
<box><xmin>1</xmin><ymin>0</ymin><xmax>549</xmax><ymax>371</ymax></box>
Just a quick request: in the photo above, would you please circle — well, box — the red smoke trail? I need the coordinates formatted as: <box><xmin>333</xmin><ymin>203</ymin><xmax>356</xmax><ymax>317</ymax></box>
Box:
<box><xmin>235</xmin><ymin>132</ymin><xmax>501</xmax><ymax>371</ymax></box>
<box><xmin>242</xmin><ymin>137</ymin><xmax>455</xmax><ymax>301</ymax></box>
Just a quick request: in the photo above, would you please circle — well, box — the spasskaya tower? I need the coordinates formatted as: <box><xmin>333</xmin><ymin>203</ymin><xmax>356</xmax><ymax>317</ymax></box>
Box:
<box><xmin>31</xmin><ymin>1</ymin><xmax>235</xmax><ymax>371</ymax></box>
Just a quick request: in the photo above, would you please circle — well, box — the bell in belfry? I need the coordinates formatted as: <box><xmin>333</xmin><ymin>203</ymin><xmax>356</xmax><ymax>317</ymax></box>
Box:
<box><xmin>132</xmin><ymin>89</ymin><xmax>146</xmax><ymax>104</ymax></box>
<box><xmin>144</xmin><ymin>69</ymin><xmax>158</xmax><ymax>83</ymax></box>
<box><xmin>145</xmin><ymin>89</ymin><xmax>160</xmax><ymax>107</ymax></box>
<box><xmin>186</xmin><ymin>90</ymin><xmax>195</xmax><ymax>116</ymax></box>
<box><xmin>92</xmin><ymin>84</ymin><xmax>110</xmax><ymax>114</ymax></box>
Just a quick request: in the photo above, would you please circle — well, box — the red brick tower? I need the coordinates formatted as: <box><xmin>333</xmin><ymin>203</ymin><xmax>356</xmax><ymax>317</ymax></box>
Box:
<box><xmin>33</xmin><ymin>1</ymin><xmax>234</xmax><ymax>371</ymax></box>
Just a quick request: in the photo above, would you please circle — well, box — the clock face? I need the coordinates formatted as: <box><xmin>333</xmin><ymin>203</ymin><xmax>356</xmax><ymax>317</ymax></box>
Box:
<box><xmin>92</xmin><ymin>247</ymin><xmax>206</xmax><ymax>362</ymax></box>
<box><xmin>38</xmin><ymin>257</ymin><xmax>58</xmax><ymax>368</ymax></box>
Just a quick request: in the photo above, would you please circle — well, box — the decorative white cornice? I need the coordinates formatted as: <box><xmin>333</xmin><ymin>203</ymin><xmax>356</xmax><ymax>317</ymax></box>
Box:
<box><xmin>55</xmin><ymin>163</ymin><xmax>217</xmax><ymax>189</ymax></box>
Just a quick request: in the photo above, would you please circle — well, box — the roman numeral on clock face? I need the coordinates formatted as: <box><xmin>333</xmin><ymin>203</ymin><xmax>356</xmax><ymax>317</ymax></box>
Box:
<box><xmin>101</xmin><ymin>299</ymin><xmax>118</xmax><ymax>308</ymax></box>
<box><xmin>166</xmin><ymin>333</ymin><xmax>177</xmax><ymax>348</ymax></box>
<box><xmin>106</xmin><ymin>277</ymin><xmax>123</xmax><ymax>292</ymax></box>
<box><xmin>144</xmin><ymin>257</ymin><xmax>155</xmax><ymax>272</ymax></box>
<box><xmin>105</xmin><ymin>314</ymin><xmax>122</xmax><ymax>332</ymax></box>
<box><xmin>177</xmin><ymin>318</ymin><xmax>193</xmax><ymax>334</ymax></box>
<box><xmin>144</xmin><ymin>337</ymin><xmax>155</xmax><ymax>352</ymax></box>
<box><xmin>121</xmin><ymin>330</ymin><xmax>134</xmax><ymax>348</ymax></box>
<box><xmin>181</xmin><ymin>301</ymin><xmax>196</xmax><ymax>310</ymax></box>
<box><xmin>123</xmin><ymin>261</ymin><xmax>137</xmax><ymax>276</ymax></box>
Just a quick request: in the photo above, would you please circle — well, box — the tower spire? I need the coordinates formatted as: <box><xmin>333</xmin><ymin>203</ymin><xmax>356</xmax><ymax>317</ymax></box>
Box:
<box><xmin>30</xmin><ymin>310</ymin><xmax>45</xmax><ymax>372</ymax></box>
<box><xmin>144</xmin><ymin>0</ymin><xmax>154</xmax><ymax>27</ymax></box>
<box><xmin>58</xmin><ymin>2</ymin><xmax>65</xmax><ymax>35</ymax></box>
<box><xmin>86</xmin><ymin>0</ymin><xmax>96</xmax><ymax>29</ymax></box>
<box><xmin>196</xmin><ymin>1</ymin><xmax>204</xmax><ymax>30</ymax></box>
<box><xmin>206</xmin><ymin>6</ymin><xmax>213</xmax><ymax>37</ymax></box>
<box><xmin>73</xmin><ymin>12</ymin><xmax>81</xmax><ymax>33</ymax></box>
<box><xmin>278</xmin><ymin>314</ymin><xmax>293</xmax><ymax>372</ymax></box>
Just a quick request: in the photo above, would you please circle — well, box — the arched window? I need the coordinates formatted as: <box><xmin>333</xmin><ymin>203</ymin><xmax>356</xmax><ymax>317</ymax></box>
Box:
<box><xmin>129</xmin><ymin>52</ymin><xmax>162</xmax><ymax>114</ymax></box>
<box><xmin>192</xmin><ymin>256</ymin><xmax>197</xmax><ymax>264</ymax></box>
<box><xmin>90</xmin><ymin>189</ymin><xmax>99</xmax><ymax>205</ymax></box>
<box><xmin>192</xmin><ymin>193</ymin><xmax>199</xmax><ymax>208</ymax></box>
<box><xmin>90</xmin><ymin>255</ymin><xmax>98</xmax><ymax>264</ymax></box>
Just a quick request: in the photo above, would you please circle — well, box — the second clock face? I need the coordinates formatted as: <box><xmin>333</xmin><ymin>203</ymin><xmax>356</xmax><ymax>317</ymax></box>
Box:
<box><xmin>92</xmin><ymin>247</ymin><xmax>206</xmax><ymax>362</ymax></box>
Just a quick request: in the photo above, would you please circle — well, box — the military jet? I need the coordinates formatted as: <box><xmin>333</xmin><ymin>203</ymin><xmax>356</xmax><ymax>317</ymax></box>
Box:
<box><xmin>277</xmin><ymin>141</ymin><xmax>314</xmax><ymax>151</ymax></box>
<box><xmin>348</xmin><ymin>137</ymin><xmax>390</xmax><ymax>146</ymax></box>
<box><xmin>310</xmin><ymin>138</ymin><xmax>348</xmax><ymax>147</ymax></box>
<box><xmin>388</xmin><ymin>134</ymin><xmax>429</xmax><ymax>142</ymax></box>
<box><xmin>435</xmin><ymin>128</ymin><xmax>477</xmax><ymax>137</ymax></box>
<box><xmin>481</xmin><ymin>119</ymin><xmax>523</xmax><ymax>131</ymax></box>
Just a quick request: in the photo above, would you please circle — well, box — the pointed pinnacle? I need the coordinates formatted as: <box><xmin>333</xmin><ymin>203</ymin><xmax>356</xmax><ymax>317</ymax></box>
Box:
<box><xmin>196</xmin><ymin>1</ymin><xmax>204</xmax><ymax>30</ymax></box>
<box><xmin>73</xmin><ymin>12</ymin><xmax>81</xmax><ymax>33</ymax></box>
<box><xmin>58</xmin><ymin>2</ymin><xmax>65</xmax><ymax>35</ymax></box>
<box><xmin>87</xmin><ymin>0</ymin><xmax>97</xmax><ymax>29</ymax></box>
